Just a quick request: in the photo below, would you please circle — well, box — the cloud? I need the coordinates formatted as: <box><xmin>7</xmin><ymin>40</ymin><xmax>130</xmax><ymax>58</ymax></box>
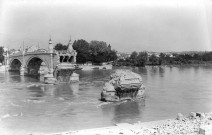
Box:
<box><xmin>1</xmin><ymin>0</ymin><xmax>212</xmax><ymax>52</ymax></box>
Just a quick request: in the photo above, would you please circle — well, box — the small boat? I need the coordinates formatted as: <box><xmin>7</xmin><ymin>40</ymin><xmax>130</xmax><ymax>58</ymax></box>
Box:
<box><xmin>74</xmin><ymin>65</ymin><xmax>83</xmax><ymax>70</ymax></box>
<box><xmin>92</xmin><ymin>67</ymin><xmax>99</xmax><ymax>69</ymax></box>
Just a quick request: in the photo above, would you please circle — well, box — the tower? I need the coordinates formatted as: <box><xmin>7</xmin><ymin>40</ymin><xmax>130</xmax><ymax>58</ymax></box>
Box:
<box><xmin>43</xmin><ymin>37</ymin><xmax>57</xmax><ymax>84</ymax></box>
<box><xmin>49</xmin><ymin>37</ymin><xmax>53</xmax><ymax>53</ymax></box>
<box><xmin>48</xmin><ymin>37</ymin><xmax>54</xmax><ymax>73</ymax></box>
<box><xmin>67</xmin><ymin>37</ymin><xmax>73</xmax><ymax>52</ymax></box>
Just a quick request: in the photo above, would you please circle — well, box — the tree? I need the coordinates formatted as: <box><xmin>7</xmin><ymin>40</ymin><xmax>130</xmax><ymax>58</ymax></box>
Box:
<box><xmin>193</xmin><ymin>53</ymin><xmax>201</xmax><ymax>61</ymax></box>
<box><xmin>202</xmin><ymin>52</ymin><xmax>212</xmax><ymax>61</ymax></box>
<box><xmin>165</xmin><ymin>54</ymin><xmax>172</xmax><ymax>64</ymax></box>
<box><xmin>72</xmin><ymin>39</ymin><xmax>90</xmax><ymax>64</ymax></box>
<box><xmin>54</xmin><ymin>43</ymin><xmax>68</xmax><ymax>51</ymax></box>
<box><xmin>130</xmin><ymin>51</ymin><xmax>138</xmax><ymax>66</ymax></box>
<box><xmin>89</xmin><ymin>40</ymin><xmax>110</xmax><ymax>63</ymax></box>
<box><xmin>107</xmin><ymin>50</ymin><xmax>117</xmax><ymax>62</ymax></box>
<box><xmin>137</xmin><ymin>52</ymin><xmax>147</xmax><ymax>67</ymax></box>
<box><xmin>0</xmin><ymin>47</ymin><xmax>4</xmax><ymax>63</ymax></box>
<box><xmin>130</xmin><ymin>51</ymin><xmax>138</xmax><ymax>60</ymax></box>
<box><xmin>149</xmin><ymin>54</ymin><xmax>158</xmax><ymax>65</ymax></box>
<box><xmin>159</xmin><ymin>53</ymin><xmax>165</xmax><ymax>65</ymax></box>
<box><xmin>184</xmin><ymin>54</ymin><xmax>192</xmax><ymax>61</ymax></box>
<box><xmin>108</xmin><ymin>44</ymin><xmax>111</xmax><ymax>50</ymax></box>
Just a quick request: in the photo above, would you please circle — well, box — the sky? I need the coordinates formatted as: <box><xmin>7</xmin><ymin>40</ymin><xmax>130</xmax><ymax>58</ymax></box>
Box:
<box><xmin>0</xmin><ymin>0</ymin><xmax>212</xmax><ymax>52</ymax></box>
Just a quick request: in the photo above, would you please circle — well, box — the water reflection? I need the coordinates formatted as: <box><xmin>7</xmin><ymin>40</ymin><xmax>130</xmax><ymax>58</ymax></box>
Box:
<box><xmin>53</xmin><ymin>85</ymin><xmax>74</xmax><ymax>100</ymax></box>
<box><xmin>133</xmin><ymin>67</ymin><xmax>147</xmax><ymax>75</ymax></box>
<box><xmin>26</xmin><ymin>82</ymin><xmax>80</xmax><ymax>101</ymax></box>
<box><xmin>7</xmin><ymin>71</ymin><xmax>21</xmax><ymax>82</ymax></box>
<box><xmin>110</xmin><ymin>101</ymin><xmax>145</xmax><ymax>123</ymax></box>
<box><xmin>54</xmin><ymin>83</ymin><xmax>79</xmax><ymax>99</ymax></box>
<box><xmin>69</xmin><ymin>82</ymin><xmax>80</xmax><ymax>96</ymax></box>
<box><xmin>150</xmin><ymin>66</ymin><xmax>158</xmax><ymax>76</ymax></box>
<box><xmin>159</xmin><ymin>66</ymin><xmax>165</xmax><ymax>77</ymax></box>
<box><xmin>77</xmin><ymin>70</ymin><xmax>113</xmax><ymax>82</ymax></box>
<box><xmin>28</xmin><ymin>85</ymin><xmax>45</xmax><ymax>98</ymax></box>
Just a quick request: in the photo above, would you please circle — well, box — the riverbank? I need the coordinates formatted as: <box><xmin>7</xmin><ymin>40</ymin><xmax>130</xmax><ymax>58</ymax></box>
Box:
<box><xmin>47</xmin><ymin>112</ymin><xmax>212</xmax><ymax>135</ymax></box>
<box><xmin>79</xmin><ymin>64</ymin><xmax>112</xmax><ymax>70</ymax></box>
<box><xmin>114</xmin><ymin>60</ymin><xmax>212</xmax><ymax>67</ymax></box>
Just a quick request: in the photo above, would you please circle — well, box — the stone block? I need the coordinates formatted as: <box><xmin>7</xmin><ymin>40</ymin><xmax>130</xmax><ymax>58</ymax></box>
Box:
<box><xmin>196</xmin><ymin>112</ymin><xmax>206</xmax><ymax>119</ymax></box>
<box><xmin>189</xmin><ymin>112</ymin><xmax>196</xmax><ymax>119</ymax></box>
<box><xmin>199</xmin><ymin>125</ymin><xmax>212</xmax><ymax>135</ymax></box>
<box><xmin>176</xmin><ymin>113</ymin><xmax>184</xmax><ymax>120</ymax></box>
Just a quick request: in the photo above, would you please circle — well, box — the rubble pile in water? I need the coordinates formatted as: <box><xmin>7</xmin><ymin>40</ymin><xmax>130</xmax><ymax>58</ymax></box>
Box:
<box><xmin>55</xmin><ymin>69</ymin><xmax>74</xmax><ymax>82</ymax></box>
<box><xmin>101</xmin><ymin>70</ymin><xmax>145</xmax><ymax>102</ymax></box>
<box><xmin>54</xmin><ymin>63</ymin><xmax>76</xmax><ymax>83</ymax></box>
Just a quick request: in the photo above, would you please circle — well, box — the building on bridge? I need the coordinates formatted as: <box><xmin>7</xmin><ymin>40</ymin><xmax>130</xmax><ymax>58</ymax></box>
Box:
<box><xmin>5</xmin><ymin>38</ymin><xmax>77</xmax><ymax>76</ymax></box>
<box><xmin>55</xmin><ymin>38</ymin><xmax>77</xmax><ymax>63</ymax></box>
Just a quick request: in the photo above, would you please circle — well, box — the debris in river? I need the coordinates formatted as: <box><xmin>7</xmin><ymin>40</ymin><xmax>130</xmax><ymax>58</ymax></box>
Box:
<box><xmin>54</xmin><ymin>63</ymin><xmax>79</xmax><ymax>83</ymax></box>
<box><xmin>101</xmin><ymin>70</ymin><xmax>145</xmax><ymax>102</ymax></box>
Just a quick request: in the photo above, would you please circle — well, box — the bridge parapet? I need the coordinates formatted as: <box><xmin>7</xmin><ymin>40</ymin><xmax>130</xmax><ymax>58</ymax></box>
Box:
<box><xmin>9</xmin><ymin>52</ymin><xmax>23</xmax><ymax>57</ymax></box>
<box><xmin>9</xmin><ymin>52</ymin><xmax>57</xmax><ymax>58</ymax></box>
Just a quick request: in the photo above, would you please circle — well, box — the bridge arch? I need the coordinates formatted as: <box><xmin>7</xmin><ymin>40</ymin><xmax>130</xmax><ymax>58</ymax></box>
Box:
<box><xmin>60</xmin><ymin>56</ymin><xmax>64</xmax><ymax>63</ymax></box>
<box><xmin>68</xmin><ymin>56</ymin><xmax>74</xmax><ymax>62</ymax></box>
<box><xmin>10</xmin><ymin>58</ymin><xmax>22</xmax><ymax>71</ymax></box>
<box><xmin>25</xmin><ymin>56</ymin><xmax>49</xmax><ymax>75</ymax></box>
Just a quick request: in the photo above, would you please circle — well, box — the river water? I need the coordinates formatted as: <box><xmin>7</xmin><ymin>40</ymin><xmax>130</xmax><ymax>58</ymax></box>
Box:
<box><xmin>0</xmin><ymin>65</ymin><xmax>212</xmax><ymax>135</ymax></box>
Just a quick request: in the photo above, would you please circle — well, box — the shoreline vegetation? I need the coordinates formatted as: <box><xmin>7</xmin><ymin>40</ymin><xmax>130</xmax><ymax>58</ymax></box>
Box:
<box><xmin>1</xmin><ymin>41</ymin><xmax>212</xmax><ymax>68</ymax></box>
<box><xmin>47</xmin><ymin>112</ymin><xmax>212</xmax><ymax>135</ymax></box>
<box><xmin>114</xmin><ymin>51</ymin><xmax>212</xmax><ymax>67</ymax></box>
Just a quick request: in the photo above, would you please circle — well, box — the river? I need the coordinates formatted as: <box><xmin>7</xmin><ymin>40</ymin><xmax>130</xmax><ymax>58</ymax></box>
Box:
<box><xmin>0</xmin><ymin>65</ymin><xmax>212</xmax><ymax>135</ymax></box>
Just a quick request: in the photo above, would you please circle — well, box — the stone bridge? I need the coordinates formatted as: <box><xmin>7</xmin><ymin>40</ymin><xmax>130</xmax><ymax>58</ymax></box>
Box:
<box><xmin>7</xmin><ymin>51</ymin><xmax>59</xmax><ymax>75</ymax></box>
<box><xmin>7</xmin><ymin>51</ymin><xmax>76</xmax><ymax>75</ymax></box>
<box><xmin>5</xmin><ymin>38</ymin><xmax>77</xmax><ymax>76</ymax></box>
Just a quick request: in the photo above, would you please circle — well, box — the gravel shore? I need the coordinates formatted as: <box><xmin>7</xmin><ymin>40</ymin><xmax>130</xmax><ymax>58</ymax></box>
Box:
<box><xmin>47</xmin><ymin>112</ymin><xmax>212</xmax><ymax>135</ymax></box>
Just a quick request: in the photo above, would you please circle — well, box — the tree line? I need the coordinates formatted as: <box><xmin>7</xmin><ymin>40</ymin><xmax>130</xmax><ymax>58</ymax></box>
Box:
<box><xmin>115</xmin><ymin>51</ymin><xmax>148</xmax><ymax>67</ymax></box>
<box><xmin>54</xmin><ymin>39</ymin><xmax>117</xmax><ymax>64</ymax></box>
<box><xmin>115</xmin><ymin>51</ymin><xmax>212</xmax><ymax>67</ymax></box>
<box><xmin>0</xmin><ymin>47</ymin><xmax>4</xmax><ymax>64</ymax></box>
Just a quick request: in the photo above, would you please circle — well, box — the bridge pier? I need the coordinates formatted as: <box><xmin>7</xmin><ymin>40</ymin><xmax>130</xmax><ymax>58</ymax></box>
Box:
<box><xmin>39</xmin><ymin>68</ymin><xmax>45</xmax><ymax>82</ymax></box>
<box><xmin>44</xmin><ymin>73</ymin><xmax>57</xmax><ymax>84</ymax></box>
<box><xmin>20</xmin><ymin>66</ymin><xmax>26</xmax><ymax>76</ymax></box>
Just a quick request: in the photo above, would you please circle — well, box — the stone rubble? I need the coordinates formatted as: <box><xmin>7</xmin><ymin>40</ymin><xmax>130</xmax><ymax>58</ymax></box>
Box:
<box><xmin>47</xmin><ymin>112</ymin><xmax>212</xmax><ymax>135</ymax></box>
<box><xmin>101</xmin><ymin>70</ymin><xmax>145</xmax><ymax>101</ymax></box>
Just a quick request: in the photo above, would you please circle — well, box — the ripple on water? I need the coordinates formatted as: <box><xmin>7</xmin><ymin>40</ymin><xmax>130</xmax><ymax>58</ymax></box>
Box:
<box><xmin>10</xmin><ymin>102</ymin><xmax>22</xmax><ymax>107</ymax></box>
<box><xmin>1</xmin><ymin>113</ymin><xmax>23</xmax><ymax>120</ymax></box>
<box><xmin>23</xmin><ymin>99</ymin><xmax>46</xmax><ymax>104</ymax></box>
<box><xmin>1</xmin><ymin>66</ymin><xmax>212</xmax><ymax>133</ymax></box>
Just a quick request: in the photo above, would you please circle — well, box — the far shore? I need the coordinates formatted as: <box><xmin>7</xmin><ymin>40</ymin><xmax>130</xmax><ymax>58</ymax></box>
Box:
<box><xmin>146</xmin><ymin>62</ymin><xmax>212</xmax><ymax>67</ymax></box>
<box><xmin>114</xmin><ymin>61</ymin><xmax>212</xmax><ymax>68</ymax></box>
<box><xmin>46</xmin><ymin>112</ymin><xmax>212</xmax><ymax>135</ymax></box>
<box><xmin>1</xmin><ymin>61</ymin><xmax>212</xmax><ymax>73</ymax></box>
